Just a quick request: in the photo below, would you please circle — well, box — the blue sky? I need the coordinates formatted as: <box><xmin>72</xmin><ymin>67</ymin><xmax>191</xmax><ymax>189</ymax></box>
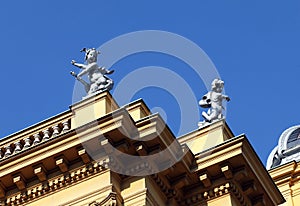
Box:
<box><xmin>0</xmin><ymin>1</ymin><xmax>300</xmax><ymax>165</ymax></box>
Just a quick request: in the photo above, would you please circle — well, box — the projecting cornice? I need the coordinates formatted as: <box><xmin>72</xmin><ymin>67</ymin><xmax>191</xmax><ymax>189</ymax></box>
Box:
<box><xmin>189</xmin><ymin>134</ymin><xmax>285</xmax><ymax>206</ymax></box>
<box><xmin>0</xmin><ymin>91</ymin><xmax>191</xmax><ymax>205</ymax></box>
<box><xmin>0</xmin><ymin>91</ymin><xmax>286</xmax><ymax>206</ymax></box>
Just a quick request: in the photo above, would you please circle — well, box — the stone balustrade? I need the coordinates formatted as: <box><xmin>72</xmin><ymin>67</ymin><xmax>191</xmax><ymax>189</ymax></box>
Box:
<box><xmin>0</xmin><ymin>119</ymin><xmax>71</xmax><ymax>161</ymax></box>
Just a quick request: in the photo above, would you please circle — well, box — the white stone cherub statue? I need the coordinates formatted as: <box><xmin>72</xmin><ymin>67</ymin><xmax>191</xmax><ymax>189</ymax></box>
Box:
<box><xmin>198</xmin><ymin>78</ymin><xmax>230</xmax><ymax>126</ymax></box>
<box><xmin>70</xmin><ymin>48</ymin><xmax>114</xmax><ymax>96</ymax></box>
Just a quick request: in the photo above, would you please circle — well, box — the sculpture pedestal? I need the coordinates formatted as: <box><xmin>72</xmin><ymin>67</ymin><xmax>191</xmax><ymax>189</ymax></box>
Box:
<box><xmin>178</xmin><ymin>119</ymin><xmax>234</xmax><ymax>154</ymax></box>
<box><xmin>70</xmin><ymin>91</ymin><xmax>119</xmax><ymax>129</ymax></box>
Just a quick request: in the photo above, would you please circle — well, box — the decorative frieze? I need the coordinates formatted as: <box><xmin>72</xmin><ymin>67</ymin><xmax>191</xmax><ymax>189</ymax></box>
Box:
<box><xmin>6</xmin><ymin>161</ymin><xmax>107</xmax><ymax>205</ymax></box>
<box><xmin>180</xmin><ymin>181</ymin><xmax>254</xmax><ymax>206</ymax></box>
<box><xmin>181</xmin><ymin>193</ymin><xmax>203</xmax><ymax>205</ymax></box>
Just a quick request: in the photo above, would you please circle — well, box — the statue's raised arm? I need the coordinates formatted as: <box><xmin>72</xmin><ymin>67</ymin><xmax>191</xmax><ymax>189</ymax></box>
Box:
<box><xmin>70</xmin><ymin>48</ymin><xmax>114</xmax><ymax>98</ymax></box>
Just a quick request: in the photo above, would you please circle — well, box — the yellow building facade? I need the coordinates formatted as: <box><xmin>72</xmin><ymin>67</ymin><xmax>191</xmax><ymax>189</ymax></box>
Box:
<box><xmin>0</xmin><ymin>92</ymin><xmax>285</xmax><ymax>205</ymax></box>
<box><xmin>267</xmin><ymin>126</ymin><xmax>300</xmax><ymax>206</ymax></box>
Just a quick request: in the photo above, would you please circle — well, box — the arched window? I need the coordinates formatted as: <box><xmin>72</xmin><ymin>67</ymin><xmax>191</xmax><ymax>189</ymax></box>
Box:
<box><xmin>287</xmin><ymin>128</ymin><xmax>300</xmax><ymax>149</ymax></box>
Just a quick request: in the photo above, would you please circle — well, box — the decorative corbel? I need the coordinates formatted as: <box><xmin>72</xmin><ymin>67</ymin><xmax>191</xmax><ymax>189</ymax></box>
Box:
<box><xmin>135</xmin><ymin>143</ymin><xmax>147</xmax><ymax>156</ymax></box>
<box><xmin>33</xmin><ymin>164</ymin><xmax>47</xmax><ymax>182</ymax></box>
<box><xmin>55</xmin><ymin>156</ymin><xmax>69</xmax><ymax>173</ymax></box>
<box><xmin>100</xmin><ymin>139</ymin><xmax>113</xmax><ymax>154</ymax></box>
<box><xmin>78</xmin><ymin>148</ymin><xmax>91</xmax><ymax>164</ymax></box>
<box><xmin>199</xmin><ymin>173</ymin><xmax>211</xmax><ymax>188</ymax></box>
<box><xmin>221</xmin><ymin>163</ymin><xmax>233</xmax><ymax>179</ymax></box>
<box><xmin>13</xmin><ymin>174</ymin><xmax>26</xmax><ymax>190</ymax></box>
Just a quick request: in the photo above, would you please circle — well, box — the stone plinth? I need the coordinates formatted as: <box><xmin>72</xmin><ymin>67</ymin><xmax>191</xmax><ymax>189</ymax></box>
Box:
<box><xmin>70</xmin><ymin>91</ymin><xmax>119</xmax><ymax>129</ymax></box>
<box><xmin>178</xmin><ymin>119</ymin><xmax>234</xmax><ymax>155</ymax></box>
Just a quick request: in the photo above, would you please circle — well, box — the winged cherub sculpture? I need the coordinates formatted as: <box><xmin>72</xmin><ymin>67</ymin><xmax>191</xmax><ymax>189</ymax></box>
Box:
<box><xmin>70</xmin><ymin>48</ymin><xmax>114</xmax><ymax>97</ymax></box>
<box><xmin>198</xmin><ymin>78</ymin><xmax>230</xmax><ymax>126</ymax></box>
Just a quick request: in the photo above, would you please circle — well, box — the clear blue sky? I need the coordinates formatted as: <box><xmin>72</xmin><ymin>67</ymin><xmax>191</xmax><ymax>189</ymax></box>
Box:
<box><xmin>1</xmin><ymin>1</ymin><xmax>300</xmax><ymax>165</ymax></box>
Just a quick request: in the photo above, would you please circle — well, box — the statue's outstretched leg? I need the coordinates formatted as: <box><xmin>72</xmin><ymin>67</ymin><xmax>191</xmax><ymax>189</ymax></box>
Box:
<box><xmin>202</xmin><ymin>111</ymin><xmax>211</xmax><ymax>123</ymax></box>
<box><xmin>202</xmin><ymin>109</ymin><xmax>219</xmax><ymax>123</ymax></box>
